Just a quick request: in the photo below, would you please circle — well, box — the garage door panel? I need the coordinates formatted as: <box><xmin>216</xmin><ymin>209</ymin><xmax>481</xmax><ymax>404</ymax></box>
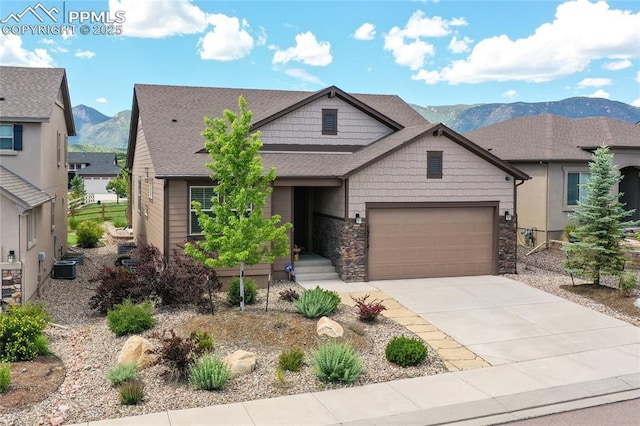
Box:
<box><xmin>368</xmin><ymin>206</ymin><xmax>495</xmax><ymax>280</ymax></box>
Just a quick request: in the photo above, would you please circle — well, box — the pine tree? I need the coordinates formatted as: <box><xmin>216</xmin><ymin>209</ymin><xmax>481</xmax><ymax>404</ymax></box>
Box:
<box><xmin>185</xmin><ymin>96</ymin><xmax>292</xmax><ymax>310</ymax></box>
<box><xmin>563</xmin><ymin>145</ymin><xmax>637</xmax><ymax>285</ymax></box>
<box><xmin>70</xmin><ymin>174</ymin><xmax>86</xmax><ymax>200</ymax></box>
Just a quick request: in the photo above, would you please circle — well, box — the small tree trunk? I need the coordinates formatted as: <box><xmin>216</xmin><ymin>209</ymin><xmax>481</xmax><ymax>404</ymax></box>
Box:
<box><xmin>240</xmin><ymin>261</ymin><xmax>245</xmax><ymax>311</ymax></box>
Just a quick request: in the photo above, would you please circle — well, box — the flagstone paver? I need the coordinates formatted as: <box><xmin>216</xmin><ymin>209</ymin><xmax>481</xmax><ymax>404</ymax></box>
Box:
<box><xmin>340</xmin><ymin>290</ymin><xmax>490</xmax><ymax>371</ymax></box>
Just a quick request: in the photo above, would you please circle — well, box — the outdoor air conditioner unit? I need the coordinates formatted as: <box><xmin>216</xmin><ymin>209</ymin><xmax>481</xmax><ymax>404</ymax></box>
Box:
<box><xmin>53</xmin><ymin>260</ymin><xmax>77</xmax><ymax>279</ymax></box>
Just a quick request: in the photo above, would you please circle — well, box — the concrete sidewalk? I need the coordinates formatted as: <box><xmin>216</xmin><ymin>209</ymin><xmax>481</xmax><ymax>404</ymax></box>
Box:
<box><xmin>75</xmin><ymin>276</ymin><xmax>640</xmax><ymax>426</ymax></box>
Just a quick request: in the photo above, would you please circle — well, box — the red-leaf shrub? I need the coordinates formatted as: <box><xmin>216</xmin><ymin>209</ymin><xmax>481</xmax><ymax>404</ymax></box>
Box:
<box><xmin>351</xmin><ymin>294</ymin><xmax>386</xmax><ymax>322</ymax></box>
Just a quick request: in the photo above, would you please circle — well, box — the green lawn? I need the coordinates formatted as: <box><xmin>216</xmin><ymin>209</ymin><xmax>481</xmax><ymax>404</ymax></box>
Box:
<box><xmin>67</xmin><ymin>202</ymin><xmax>128</xmax><ymax>246</ymax></box>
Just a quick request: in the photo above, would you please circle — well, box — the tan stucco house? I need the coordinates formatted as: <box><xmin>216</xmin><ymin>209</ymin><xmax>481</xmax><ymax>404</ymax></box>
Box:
<box><xmin>0</xmin><ymin>66</ymin><xmax>75</xmax><ymax>307</ymax></box>
<box><xmin>126</xmin><ymin>84</ymin><xmax>528</xmax><ymax>284</ymax></box>
<box><xmin>466</xmin><ymin>115</ymin><xmax>640</xmax><ymax>245</ymax></box>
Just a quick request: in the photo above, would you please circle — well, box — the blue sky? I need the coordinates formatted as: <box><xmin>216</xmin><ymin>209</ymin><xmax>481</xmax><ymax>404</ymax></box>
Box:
<box><xmin>1</xmin><ymin>0</ymin><xmax>639</xmax><ymax>116</ymax></box>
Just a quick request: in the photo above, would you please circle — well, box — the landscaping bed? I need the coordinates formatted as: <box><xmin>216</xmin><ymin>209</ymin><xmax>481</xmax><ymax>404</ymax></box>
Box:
<box><xmin>2</xmin><ymin>245</ymin><xmax>446</xmax><ymax>425</ymax></box>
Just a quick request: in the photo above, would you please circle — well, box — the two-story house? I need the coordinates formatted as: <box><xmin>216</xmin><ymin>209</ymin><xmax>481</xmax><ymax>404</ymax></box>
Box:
<box><xmin>0</xmin><ymin>66</ymin><xmax>75</xmax><ymax>307</ymax></box>
<box><xmin>68</xmin><ymin>152</ymin><xmax>121</xmax><ymax>202</ymax></box>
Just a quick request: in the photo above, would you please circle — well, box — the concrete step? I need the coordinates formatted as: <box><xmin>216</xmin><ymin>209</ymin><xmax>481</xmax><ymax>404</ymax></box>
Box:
<box><xmin>296</xmin><ymin>271</ymin><xmax>341</xmax><ymax>282</ymax></box>
<box><xmin>294</xmin><ymin>264</ymin><xmax>337</xmax><ymax>274</ymax></box>
<box><xmin>295</xmin><ymin>257</ymin><xmax>333</xmax><ymax>267</ymax></box>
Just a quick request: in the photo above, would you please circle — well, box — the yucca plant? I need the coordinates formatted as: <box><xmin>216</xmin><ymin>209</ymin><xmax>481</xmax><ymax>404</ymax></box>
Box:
<box><xmin>311</xmin><ymin>342</ymin><xmax>363</xmax><ymax>383</ymax></box>
<box><xmin>294</xmin><ymin>286</ymin><xmax>341</xmax><ymax>318</ymax></box>
<box><xmin>188</xmin><ymin>354</ymin><xmax>231</xmax><ymax>391</ymax></box>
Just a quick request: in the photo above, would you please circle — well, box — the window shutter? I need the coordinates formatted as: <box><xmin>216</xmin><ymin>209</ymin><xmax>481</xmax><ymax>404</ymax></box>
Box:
<box><xmin>13</xmin><ymin>125</ymin><xmax>23</xmax><ymax>151</ymax></box>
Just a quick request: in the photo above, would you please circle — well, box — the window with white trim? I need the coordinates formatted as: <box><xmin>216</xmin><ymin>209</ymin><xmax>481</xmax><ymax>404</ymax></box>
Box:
<box><xmin>57</xmin><ymin>131</ymin><xmax>61</xmax><ymax>166</ymax></box>
<box><xmin>190</xmin><ymin>186</ymin><xmax>215</xmax><ymax>235</ymax></box>
<box><xmin>51</xmin><ymin>199</ymin><xmax>56</xmax><ymax>231</ymax></box>
<box><xmin>148</xmin><ymin>179</ymin><xmax>153</xmax><ymax>201</ymax></box>
<box><xmin>137</xmin><ymin>177</ymin><xmax>142</xmax><ymax>214</ymax></box>
<box><xmin>27</xmin><ymin>210</ymin><xmax>37</xmax><ymax>244</ymax></box>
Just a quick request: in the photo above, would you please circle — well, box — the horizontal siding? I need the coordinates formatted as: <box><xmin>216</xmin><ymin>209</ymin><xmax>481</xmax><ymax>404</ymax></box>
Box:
<box><xmin>259</xmin><ymin>97</ymin><xmax>392</xmax><ymax>146</ymax></box>
<box><xmin>272</xmin><ymin>186</ymin><xmax>293</xmax><ymax>277</ymax></box>
<box><xmin>349</xmin><ymin>134</ymin><xmax>514</xmax><ymax>217</ymax></box>
<box><xmin>167</xmin><ymin>179</ymin><xmax>273</xmax><ymax>277</ymax></box>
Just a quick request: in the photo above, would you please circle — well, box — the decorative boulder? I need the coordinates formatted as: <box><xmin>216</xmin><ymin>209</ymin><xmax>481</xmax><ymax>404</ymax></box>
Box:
<box><xmin>116</xmin><ymin>336</ymin><xmax>157</xmax><ymax>370</ymax></box>
<box><xmin>634</xmin><ymin>298</ymin><xmax>640</xmax><ymax>309</ymax></box>
<box><xmin>317</xmin><ymin>316</ymin><xmax>344</xmax><ymax>338</ymax></box>
<box><xmin>224</xmin><ymin>350</ymin><xmax>256</xmax><ymax>379</ymax></box>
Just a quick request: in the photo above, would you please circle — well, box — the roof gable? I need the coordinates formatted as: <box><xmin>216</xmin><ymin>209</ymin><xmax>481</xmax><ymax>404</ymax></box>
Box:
<box><xmin>0</xmin><ymin>66</ymin><xmax>75</xmax><ymax>135</ymax></box>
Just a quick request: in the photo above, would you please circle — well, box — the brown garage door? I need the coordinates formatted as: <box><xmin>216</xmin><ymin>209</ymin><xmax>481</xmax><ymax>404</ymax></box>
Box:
<box><xmin>368</xmin><ymin>206</ymin><xmax>495</xmax><ymax>280</ymax></box>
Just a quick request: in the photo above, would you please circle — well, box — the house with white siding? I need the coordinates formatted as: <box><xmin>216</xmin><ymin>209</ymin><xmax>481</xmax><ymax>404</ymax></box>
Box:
<box><xmin>68</xmin><ymin>152</ymin><xmax>121</xmax><ymax>202</ymax></box>
<box><xmin>0</xmin><ymin>66</ymin><xmax>75</xmax><ymax>307</ymax></box>
<box><xmin>126</xmin><ymin>84</ymin><xmax>528</xmax><ymax>285</ymax></box>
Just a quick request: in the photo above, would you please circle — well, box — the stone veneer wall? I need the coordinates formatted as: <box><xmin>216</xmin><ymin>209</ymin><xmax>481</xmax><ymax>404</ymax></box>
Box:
<box><xmin>313</xmin><ymin>214</ymin><xmax>366</xmax><ymax>282</ymax></box>
<box><xmin>499</xmin><ymin>216</ymin><xmax>517</xmax><ymax>274</ymax></box>
<box><xmin>1</xmin><ymin>267</ymin><xmax>22</xmax><ymax>312</ymax></box>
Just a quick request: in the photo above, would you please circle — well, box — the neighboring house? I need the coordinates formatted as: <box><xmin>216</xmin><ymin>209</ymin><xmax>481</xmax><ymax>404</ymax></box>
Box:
<box><xmin>68</xmin><ymin>152</ymin><xmax>121</xmax><ymax>201</ymax></box>
<box><xmin>127</xmin><ymin>84</ymin><xmax>528</xmax><ymax>284</ymax></box>
<box><xmin>0</xmin><ymin>66</ymin><xmax>75</xmax><ymax>307</ymax></box>
<box><xmin>466</xmin><ymin>115</ymin><xmax>640</xmax><ymax>244</ymax></box>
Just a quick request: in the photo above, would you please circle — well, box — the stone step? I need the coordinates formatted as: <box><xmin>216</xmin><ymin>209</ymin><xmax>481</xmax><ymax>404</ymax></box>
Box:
<box><xmin>295</xmin><ymin>257</ymin><xmax>333</xmax><ymax>267</ymax></box>
<box><xmin>296</xmin><ymin>272</ymin><xmax>341</xmax><ymax>282</ymax></box>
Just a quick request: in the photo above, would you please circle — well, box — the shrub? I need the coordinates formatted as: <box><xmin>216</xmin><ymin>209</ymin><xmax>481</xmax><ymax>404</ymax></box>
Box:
<box><xmin>68</xmin><ymin>216</ymin><xmax>79</xmax><ymax>231</ymax></box>
<box><xmin>278</xmin><ymin>348</ymin><xmax>304</xmax><ymax>372</ymax></box>
<box><xmin>294</xmin><ymin>286</ymin><xmax>341</xmax><ymax>318</ymax></box>
<box><xmin>154</xmin><ymin>250</ymin><xmax>220</xmax><ymax>307</ymax></box>
<box><xmin>279</xmin><ymin>288</ymin><xmax>299</xmax><ymax>302</ymax></box>
<box><xmin>226</xmin><ymin>277</ymin><xmax>258</xmax><ymax>306</ymax></box>
<box><xmin>111</xmin><ymin>217</ymin><xmax>127</xmax><ymax>228</ymax></box>
<box><xmin>0</xmin><ymin>362</ymin><xmax>10</xmax><ymax>393</ymax></box>
<box><xmin>351</xmin><ymin>294</ymin><xmax>386</xmax><ymax>322</ymax></box>
<box><xmin>119</xmin><ymin>380</ymin><xmax>144</xmax><ymax>405</ymax></box>
<box><xmin>107</xmin><ymin>300</ymin><xmax>155</xmax><ymax>336</ymax></box>
<box><xmin>385</xmin><ymin>336</ymin><xmax>428</xmax><ymax>367</ymax></box>
<box><xmin>107</xmin><ymin>363</ymin><xmax>139</xmax><ymax>386</ymax></box>
<box><xmin>76</xmin><ymin>220</ymin><xmax>103</xmax><ymax>248</ymax></box>
<box><xmin>151</xmin><ymin>329</ymin><xmax>204</xmax><ymax>381</ymax></box>
<box><xmin>311</xmin><ymin>342</ymin><xmax>363</xmax><ymax>383</ymax></box>
<box><xmin>89</xmin><ymin>267</ymin><xmax>147</xmax><ymax>314</ymax></box>
<box><xmin>190</xmin><ymin>330</ymin><xmax>215</xmax><ymax>353</ymax></box>
<box><xmin>619</xmin><ymin>271</ymin><xmax>638</xmax><ymax>297</ymax></box>
<box><xmin>188</xmin><ymin>353</ymin><xmax>230</xmax><ymax>390</ymax></box>
<box><xmin>563</xmin><ymin>222</ymin><xmax>578</xmax><ymax>242</ymax></box>
<box><xmin>0</xmin><ymin>303</ymin><xmax>50</xmax><ymax>362</ymax></box>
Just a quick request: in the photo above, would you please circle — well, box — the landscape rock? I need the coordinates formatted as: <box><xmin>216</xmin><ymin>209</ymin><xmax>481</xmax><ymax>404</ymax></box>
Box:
<box><xmin>634</xmin><ymin>298</ymin><xmax>640</xmax><ymax>309</ymax></box>
<box><xmin>317</xmin><ymin>316</ymin><xmax>344</xmax><ymax>338</ymax></box>
<box><xmin>116</xmin><ymin>336</ymin><xmax>157</xmax><ymax>370</ymax></box>
<box><xmin>224</xmin><ymin>350</ymin><xmax>256</xmax><ymax>379</ymax></box>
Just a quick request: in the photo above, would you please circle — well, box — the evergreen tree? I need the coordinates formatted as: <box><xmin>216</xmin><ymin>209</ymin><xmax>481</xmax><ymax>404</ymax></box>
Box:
<box><xmin>563</xmin><ymin>145</ymin><xmax>637</xmax><ymax>285</ymax></box>
<box><xmin>185</xmin><ymin>96</ymin><xmax>292</xmax><ymax>310</ymax></box>
<box><xmin>70</xmin><ymin>174</ymin><xmax>86</xmax><ymax>200</ymax></box>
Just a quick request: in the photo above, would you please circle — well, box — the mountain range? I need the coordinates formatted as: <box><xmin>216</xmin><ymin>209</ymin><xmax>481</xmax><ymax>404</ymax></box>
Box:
<box><xmin>71</xmin><ymin>97</ymin><xmax>640</xmax><ymax>152</ymax></box>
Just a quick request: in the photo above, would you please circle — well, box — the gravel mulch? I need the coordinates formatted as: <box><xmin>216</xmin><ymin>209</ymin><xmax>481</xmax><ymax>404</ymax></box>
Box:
<box><xmin>506</xmin><ymin>245</ymin><xmax>640</xmax><ymax>327</ymax></box>
<box><xmin>3</xmin><ymin>245</ymin><xmax>446</xmax><ymax>426</ymax></box>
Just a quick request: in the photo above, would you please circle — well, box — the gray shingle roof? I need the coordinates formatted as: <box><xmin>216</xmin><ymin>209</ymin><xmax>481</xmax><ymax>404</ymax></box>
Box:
<box><xmin>0</xmin><ymin>166</ymin><xmax>52</xmax><ymax>208</ymax></box>
<box><xmin>465</xmin><ymin>114</ymin><xmax>640</xmax><ymax>162</ymax></box>
<box><xmin>128</xmin><ymin>84</ymin><xmax>527</xmax><ymax>181</ymax></box>
<box><xmin>0</xmin><ymin>66</ymin><xmax>76</xmax><ymax>135</ymax></box>
<box><xmin>69</xmin><ymin>152</ymin><xmax>120</xmax><ymax>176</ymax></box>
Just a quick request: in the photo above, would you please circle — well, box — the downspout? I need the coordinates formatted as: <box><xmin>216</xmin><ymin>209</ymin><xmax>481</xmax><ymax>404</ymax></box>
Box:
<box><xmin>544</xmin><ymin>161</ymin><xmax>549</xmax><ymax>247</ymax></box>
<box><xmin>515</xmin><ymin>179</ymin><xmax>526</xmax><ymax>274</ymax></box>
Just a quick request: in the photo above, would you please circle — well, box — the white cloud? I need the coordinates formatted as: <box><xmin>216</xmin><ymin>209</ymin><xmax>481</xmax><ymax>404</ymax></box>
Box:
<box><xmin>40</xmin><ymin>39</ymin><xmax>55</xmax><ymax>45</ymax></box>
<box><xmin>501</xmin><ymin>90</ymin><xmax>518</xmax><ymax>99</ymax></box>
<box><xmin>577</xmin><ymin>77</ymin><xmax>611</xmax><ymax>88</ymax></box>
<box><xmin>39</xmin><ymin>38</ymin><xmax>68</xmax><ymax>53</ymax></box>
<box><xmin>256</xmin><ymin>26</ymin><xmax>267</xmax><ymax>46</ymax></box>
<box><xmin>108</xmin><ymin>0</ymin><xmax>209</xmax><ymax>38</ymax></box>
<box><xmin>384</xmin><ymin>10</ymin><xmax>466</xmax><ymax>70</ymax></box>
<box><xmin>353</xmin><ymin>23</ymin><xmax>376</xmax><ymax>41</ymax></box>
<box><xmin>411</xmin><ymin>69</ymin><xmax>441</xmax><ymax>84</ymax></box>
<box><xmin>602</xmin><ymin>59</ymin><xmax>632</xmax><ymax>70</ymax></box>
<box><xmin>636</xmin><ymin>71</ymin><xmax>640</xmax><ymax>82</ymax></box>
<box><xmin>448</xmin><ymin>36</ymin><xmax>473</xmax><ymax>53</ymax></box>
<box><xmin>587</xmin><ymin>89</ymin><xmax>610</xmax><ymax>99</ymax></box>
<box><xmin>273</xmin><ymin>31</ymin><xmax>332</xmax><ymax>66</ymax></box>
<box><xmin>96</xmin><ymin>98</ymin><xmax>108</xmax><ymax>104</ymax></box>
<box><xmin>198</xmin><ymin>14</ymin><xmax>254</xmax><ymax>61</ymax></box>
<box><xmin>283</xmin><ymin>68</ymin><xmax>324</xmax><ymax>85</ymax></box>
<box><xmin>75</xmin><ymin>50</ymin><xmax>96</xmax><ymax>59</ymax></box>
<box><xmin>412</xmin><ymin>0</ymin><xmax>640</xmax><ymax>85</ymax></box>
<box><xmin>632</xmin><ymin>98</ymin><xmax>640</xmax><ymax>107</ymax></box>
<box><xmin>0</xmin><ymin>34</ymin><xmax>54</xmax><ymax>67</ymax></box>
